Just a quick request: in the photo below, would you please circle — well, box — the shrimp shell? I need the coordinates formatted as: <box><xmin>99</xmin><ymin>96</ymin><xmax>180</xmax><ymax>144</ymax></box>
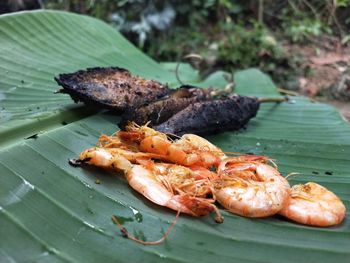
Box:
<box><xmin>215</xmin><ymin>158</ymin><xmax>290</xmax><ymax>217</ymax></box>
<box><xmin>78</xmin><ymin>146</ymin><xmax>223</xmax><ymax>222</ymax></box>
<box><xmin>279</xmin><ymin>182</ymin><xmax>346</xmax><ymax>227</ymax></box>
<box><xmin>120</xmin><ymin>123</ymin><xmax>226</xmax><ymax>168</ymax></box>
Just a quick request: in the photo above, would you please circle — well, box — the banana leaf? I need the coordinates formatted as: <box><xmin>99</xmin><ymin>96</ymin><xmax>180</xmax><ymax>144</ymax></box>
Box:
<box><xmin>0</xmin><ymin>10</ymin><xmax>349</xmax><ymax>263</ymax></box>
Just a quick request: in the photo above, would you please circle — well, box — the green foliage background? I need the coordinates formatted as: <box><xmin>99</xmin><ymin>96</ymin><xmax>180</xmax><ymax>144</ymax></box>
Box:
<box><xmin>41</xmin><ymin>0</ymin><xmax>350</xmax><ymax>89</ymax></box>
<box><xmin>0</xmin><ymin>10</ymin><xmax>349</xmax><ymax>263</ymax></box>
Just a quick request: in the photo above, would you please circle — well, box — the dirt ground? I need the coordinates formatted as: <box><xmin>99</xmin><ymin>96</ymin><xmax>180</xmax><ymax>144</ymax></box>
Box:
<box><xmin>286</xmin><ymin>40</ymin><xmax>350</xmax><ymax>122</ymax></box>
<box><xmin>326</xmin><ymin>100</ymin><xmax>350</xmax><ymax>121</ymax></box>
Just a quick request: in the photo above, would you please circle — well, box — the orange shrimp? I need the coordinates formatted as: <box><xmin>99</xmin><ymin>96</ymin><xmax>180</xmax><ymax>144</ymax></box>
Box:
<box><xmin>79</xmin><ymin>147</ymin><xmax>163</xmax><ymax>169</ymax></box>
<box><xmin>78</xmin><ymin>147</ymin><xmax>223</xmax><ymax>223</ymax></box>
<box><xmin>127</xmin><ymin>163</ymin><xmax>223</xmax><ymax>222</ymax></box>
<box><xmin>214</xmin><ymin>156</ymin><xmax>290</xmax><ymax>217</ymax></box>
<box><xmin>279</xmin><ymin>182</ymin><xmax>346</xmax><ymax>227</ymax></box>
<box><xmin>118</xmin><ymin>122</ymin><xmax>226</xmax><ymax>168</ymax></box>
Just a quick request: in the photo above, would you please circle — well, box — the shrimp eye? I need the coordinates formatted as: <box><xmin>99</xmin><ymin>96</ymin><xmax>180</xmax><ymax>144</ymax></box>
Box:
<box><xmin>69</xmin><ymin>158</ymin><xmax>90</xmax><ymax>167</ymax></box>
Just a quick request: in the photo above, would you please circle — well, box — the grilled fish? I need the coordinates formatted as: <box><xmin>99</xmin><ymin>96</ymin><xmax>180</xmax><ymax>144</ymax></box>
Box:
<box><xmin>153</xmin><ymin>96</ymin><xmax>260</xmax><ymax>135</ymax></box>
<box><xmin>56</xmin><ymin>67</ymin><xmax>279</xmax><ymax>136</ymax></box>
<box><xmin>55</xmin><ymin>67</ymin><xmax>171</xmax><ymax>112</ymax></box>
<box><xmin>118</xmin><ymin>85</ymin><xmax>214</xmax><ymax>129</ymax></box>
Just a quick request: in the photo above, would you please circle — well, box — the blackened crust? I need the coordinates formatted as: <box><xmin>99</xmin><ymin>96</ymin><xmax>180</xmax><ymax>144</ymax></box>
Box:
<box><xmin>55</xmin><ymin>67</ymin><xmax>171</xmax><ymax>112</ymax></box>
<box><xmin>119</xmin><ymin>96</ymin><xmax>202</xmax><ymax>129</ymax></box>
<box><xmin>154</xmin><ymin>96</ymin><xmax>260</xmax><ymax>135</ymax></box>
<box><xmin>118</xmin><ymin>86</ymin><xmax>213</xmax><ymax>129</ymax></box>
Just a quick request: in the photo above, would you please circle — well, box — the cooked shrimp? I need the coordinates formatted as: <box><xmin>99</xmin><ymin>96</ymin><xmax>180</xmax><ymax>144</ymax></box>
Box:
<box><xmin>279</xmin><ymin>182</ymin><xmax>346</xmax><ymax>227</ymax></box>
<box><xmin>78</xmin><ymin>147</ymin><xmax>223</xmax><ymax>223</ymax></box>
<box><xmin>118</xmin><ymin>122</ymin><xmax>226</xmax><ymax>168</ymax></box>
<box><xmin>79</xmin><ymin>147</ymin><xmax>163</xmax><ymax>169</ymax></box>
<box><xmin>214</xmin><ymin>156</ymin><xmax>290</xmax><ymax>217</ymax></box>
<box><xmin>79</xmin><ymin>147</ymin><xmax>133</xmax><ymax>171</ymax></box>
<box><xmin>127</xmin><ymin>163</ymin><xmax>223</xmax><ymax>222</ymax></box>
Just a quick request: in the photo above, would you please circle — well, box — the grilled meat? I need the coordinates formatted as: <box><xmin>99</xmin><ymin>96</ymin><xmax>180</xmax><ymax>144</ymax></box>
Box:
<box><xmin>119</xmin><ymin>85</ymin><xmax>213</xmax><ymax>129</ymax></box>
<box><xmin>154</xmin><ymin>96</ymin><xmax>260</xmax><ymax>136</ymax></box>
<box><xmin>56</xmin><ymin>67</ymin><xmax>266</xmax><ymax>136</ymax></box>
<box><xmin>55</xmin><ymin>67</ymin><xmax>171</xmax><ymax>112</ymax></box>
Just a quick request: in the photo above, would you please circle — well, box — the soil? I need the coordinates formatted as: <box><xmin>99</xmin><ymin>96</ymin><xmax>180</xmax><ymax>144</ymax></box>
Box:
<box><xmin>326</xmin><ymin>100</ymin><xmax>350</xmax><ymax>121</ymax></box>
<box><xmin>285</xmin><ymin>39</ymin><xmax>350</xmax><ymax>122</ymax></box>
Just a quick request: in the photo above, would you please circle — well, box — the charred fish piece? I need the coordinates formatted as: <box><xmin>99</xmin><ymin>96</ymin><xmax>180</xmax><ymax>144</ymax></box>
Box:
<box><xmin>153</xmin><ymin>96</ymin><xmax>260</xmax><ymax>136</ymax></box>
<box><xmin>55</xmin><ymin>67</ymin><xmax>171</xmax><ymax>112</ymax></box>
<box><xmin>119</xmin><ymin>85</ymin><xmax>214</xmax><ymax>129</ymax></box>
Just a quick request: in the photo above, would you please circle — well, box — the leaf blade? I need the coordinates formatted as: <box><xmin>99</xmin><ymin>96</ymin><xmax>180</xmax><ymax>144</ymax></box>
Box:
<box><xmin>0</xmin><ymin>10</ymin><xmax>349</xmax><ymax>263</ymax></box>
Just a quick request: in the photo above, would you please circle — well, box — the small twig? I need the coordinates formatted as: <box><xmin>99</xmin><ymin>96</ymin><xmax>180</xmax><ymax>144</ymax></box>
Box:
<box><xmin>328</xmin><ymin>0</ymin><xmax>345</xmax><ymax>39</ymax></box>
<box><xmin>183</xmin><ymin>53</ymin><xmax>203</xmax><ymax>61</ymax></box>
<box><xmin>210</xmin><ymin>82</ymin><xmax>235</xmax><ymax>97</ymax></box>
<box><xmin>175</xmin><ymin>54</ymin><xmax>204</xmax><ymax>85</ymax></box>
<box><xmin>111</xmin><ymin>211</ymin><xmax>180</xmax><ymax>245</ymax></box>
<box><xmin>258</xmin><ymin>97</ymin><xmax>289</xmax><ymax>103</ymax></box>
<box><xmin>258</xmin><ymin>0</ymin><xmax>264</xmax><ymax>25</ymax></box>
<box><xmin>223</xmin><ymin>72</ymin><xmax>234</xmax><ymax>83</ymax></box>
<box><xmin>175</xmin><ymin>54</ymin><xmax>235</xmax><ymax>98</ymax></box>
<box><xmin>287</xmin><ymin>0</ymin><xmax>302</xmax><ymax>15</ymax></box>
<box><xmin>301</xmin><ymin>0</ymin><xmax>319</xmax><ymax>19</ymax></box>
<box><xmin>277</xmin><ymin>88</ymin><xmax>299</xmax><ymax>96</ymax></box>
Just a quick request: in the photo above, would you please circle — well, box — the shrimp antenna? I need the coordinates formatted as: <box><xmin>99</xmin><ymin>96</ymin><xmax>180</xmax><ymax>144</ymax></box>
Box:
<box><xmin>222</xmin><ymin>150</ymin><xmax>246</xmax><ymax>156</ymax></box>
<box><xmin>285</xmin><ymin>172</ymin><xmax>301</xmax><ymax>180</ymax></box>
<box><xmin>165</xmin><ymin>132</ymin><xmax>181</xmax><ymax>141</ymax></box>
<box><xmin>111</xmin><ymin>211</ymin><xmax>180</xmax><ymax>245</ymax></box>
<box><xmin>268</xmin><ymin>159</ymin><xmax>278</xmax><ymax>168</ymax></box>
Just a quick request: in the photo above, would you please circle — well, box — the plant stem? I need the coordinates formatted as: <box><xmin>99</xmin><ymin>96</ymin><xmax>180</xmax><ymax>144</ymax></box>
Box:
<box><xmin>258</xmin><ymin>0</ymin><xmax>264</xmax><ymax>25</ymax></box>
<box><xmin>258</xmin><ymin>97</ymin><xmax>289</xmax><ymax>103</ymax></box>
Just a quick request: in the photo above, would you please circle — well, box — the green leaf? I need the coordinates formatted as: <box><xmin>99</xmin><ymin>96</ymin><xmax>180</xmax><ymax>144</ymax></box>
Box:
<box><xmin>1</xmin><ymin>10</ymin><xmax>349</xmax><ymax>263</ymax></box>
